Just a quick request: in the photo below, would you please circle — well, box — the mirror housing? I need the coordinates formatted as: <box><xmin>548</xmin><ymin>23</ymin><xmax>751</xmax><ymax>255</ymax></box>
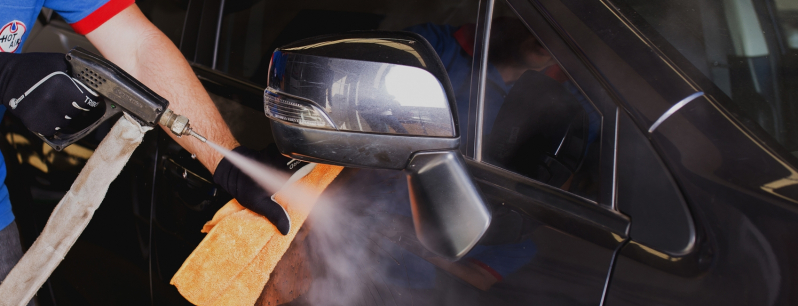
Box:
<box><xmin>266</xmin><ymin>31</ymin><xmax>459</xmax><ymax>168</ymax></box>
<box><xmin>265</xmin><ymin>32</ymin><xmax>490</xmax><ymax>259</ymax></box>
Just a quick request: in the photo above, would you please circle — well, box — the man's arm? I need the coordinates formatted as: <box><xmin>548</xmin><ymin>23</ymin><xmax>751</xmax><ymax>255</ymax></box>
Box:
<box><xmin>85</xmin><ymin>4</ymin><xmax>238</xmax><ymax>173</ymax></box>
<box><xmin>83</xmin><ymin>4</ymin><xmax>298</xmax><ymax>234</ymax></box>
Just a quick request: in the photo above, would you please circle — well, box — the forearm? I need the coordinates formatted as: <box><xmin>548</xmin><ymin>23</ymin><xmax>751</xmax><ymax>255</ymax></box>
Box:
<box><xmin>85</xmin><ymin>4</ymin><xmax>238</xmax><ymax>172</ymax></box>
<box><xmin>128</xmin><ymin>31</ymin><xmax>239</xmax><ymax>172</ymax></box>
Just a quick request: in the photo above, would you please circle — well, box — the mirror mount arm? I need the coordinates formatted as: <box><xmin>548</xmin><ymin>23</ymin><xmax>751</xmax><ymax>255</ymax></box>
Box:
<box><xmin>405</xmin><ymin>150</ymin><xmax>492</xmax><ymax>260</ymax></box>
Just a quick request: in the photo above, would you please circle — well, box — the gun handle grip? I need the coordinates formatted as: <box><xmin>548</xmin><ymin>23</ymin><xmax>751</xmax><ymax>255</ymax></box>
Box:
<box><xmin>36</xmin><ymin>100</ymin><xmax>124</xmax><ymax>151</ymax></box>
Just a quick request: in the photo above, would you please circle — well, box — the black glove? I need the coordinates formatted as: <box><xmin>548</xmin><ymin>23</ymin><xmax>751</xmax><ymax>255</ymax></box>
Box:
<box><xmin>0</xmin><ymin>52</ymin><xmax>103</xmax><ymax>137</ymax></box>
<box><xmin>213</xmin><ymin>144</ymin><xmax>307</xmax><ymax>235</ymax></box>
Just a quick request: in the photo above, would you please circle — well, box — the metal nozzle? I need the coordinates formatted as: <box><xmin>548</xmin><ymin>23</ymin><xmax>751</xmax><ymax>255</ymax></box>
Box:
<box><xmin>186</xmin><ymin>127</ymin><xmax>207</xmax><ymax>143</ymax></box>
<box><xmin>159</xmin><ymin>109</ymin><xmax>207</xmax><ymax>142</ymax></box>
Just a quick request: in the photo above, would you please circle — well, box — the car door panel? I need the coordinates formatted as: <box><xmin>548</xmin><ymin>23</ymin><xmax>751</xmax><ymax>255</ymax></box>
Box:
<box><xmin>25</xmin><ymin>0</ymin><xmax>792</xmax><ymax>303</ymax></box>
<box><xmin>463</xmin><ymin>0</ymin><xmax>631</xmax><ymax>303</ymax></box>
<box><xmin>466</xmin><ymin>160</ymin><xmax>627</xmax><ymax>304</ymax></box>
<box><xmin>535</xmin><ymin>0</ymin><xmax>798</xmax><ymax>304</ymax></box>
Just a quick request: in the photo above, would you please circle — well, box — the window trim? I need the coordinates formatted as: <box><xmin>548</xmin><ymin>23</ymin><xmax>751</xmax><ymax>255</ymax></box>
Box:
<box><xmin>463</xmin><ymin>0</ymin><xmax>496</xmax><ymax>157</ymax></box>
<box><xmin>464</xmin><ymin>158</ymin><xmax>630</xmax><ymax>237</ymax></box>
<box><xmin>211</xmin><ymin>0</ymin><xmax>226</xmax><ymax>69</ymax></box>
<box><xmin>473</xmin><ymin>0</ymin><xmax>496</xmax><ymax>161</ymax></box>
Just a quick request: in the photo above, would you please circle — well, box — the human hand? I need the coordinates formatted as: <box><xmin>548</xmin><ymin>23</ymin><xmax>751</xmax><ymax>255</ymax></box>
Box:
<box><xmin>213</xmin><ymin>144</ymin><xmax>307</xmax><ymax>235</ymax></box>
<box><xmin>0</xmin><ymin>52</ymin><xmax>103</xmax><ymax>137</ymax></box>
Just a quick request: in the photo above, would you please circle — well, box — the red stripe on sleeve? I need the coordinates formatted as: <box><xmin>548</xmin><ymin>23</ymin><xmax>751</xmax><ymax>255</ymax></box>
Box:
<box><xmin>71</xmin><ymin>0</ymin><xmax>136</xmax><ymax>35</ymax></box>
<box><xmin>453</xmin><ymin>24</ymin><xmax>476</xmax><ymax>57</ymax></box>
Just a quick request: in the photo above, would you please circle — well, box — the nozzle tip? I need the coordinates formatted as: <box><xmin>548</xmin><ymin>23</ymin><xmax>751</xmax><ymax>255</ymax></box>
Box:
<box><xmin>187</xmin><ymin>128</ymin><xmax>207</xmax><ymax>143</ymax></box>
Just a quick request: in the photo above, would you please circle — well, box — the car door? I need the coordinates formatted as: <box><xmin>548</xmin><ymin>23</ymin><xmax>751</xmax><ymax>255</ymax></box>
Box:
<box><xmin>530</xmin><ymin>0</ymin><xmax>798</xmax><ymax>304</ymax></box>
<box><xmin>186</xmin><ymin>0</ymin><xmax>632</xmax><ymax>305</ymax></box>
<box><xmin>458</xmin><ymin>0</ymin><xmax>632</xmax><ymax>304</ymax></box>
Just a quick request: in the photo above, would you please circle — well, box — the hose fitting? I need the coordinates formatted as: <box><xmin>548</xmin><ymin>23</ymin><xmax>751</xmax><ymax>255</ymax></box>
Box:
<box><xmin>159</xmin><ymin>109</ymin><xmax>207</xmax><ymax>142</ymax></box>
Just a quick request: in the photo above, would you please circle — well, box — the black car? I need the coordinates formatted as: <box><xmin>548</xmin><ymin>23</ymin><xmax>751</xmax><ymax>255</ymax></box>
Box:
<box><xmin>5</xmin><ymin>0</ymin><xmax>798</xmax><ymax>305</ymax></box>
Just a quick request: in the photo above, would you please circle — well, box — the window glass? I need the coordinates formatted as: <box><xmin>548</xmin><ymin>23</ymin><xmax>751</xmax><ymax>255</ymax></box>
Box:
<box><xmin>216</xmin><ymin>0</ymin><xmax>479</xmax><ymax>134</ymax></box>
<box><xmin>777</xmin><ymin>0</ymin><xmax>798</xmax><ymax>49</ymax></box>
<box><xmin>615</xmin><ymin>0</ymin><xmax>798</xmax><ymax>156</ymax></box>
<box><xmin>137</xmin><ymin>0</ymin><xmax>188</xmax><ymax>45</ymax></box>
<box><xmin>481</xmin><ymin>0</ymin><xmax>602</xmax><ymax>201</ymax></box>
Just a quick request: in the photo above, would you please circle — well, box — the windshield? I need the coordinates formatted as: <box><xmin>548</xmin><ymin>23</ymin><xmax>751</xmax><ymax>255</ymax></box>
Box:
<box><xmin>616</xmin><ymin>0</ymin><xmax>798</xmax><ymax>157</ymax></box>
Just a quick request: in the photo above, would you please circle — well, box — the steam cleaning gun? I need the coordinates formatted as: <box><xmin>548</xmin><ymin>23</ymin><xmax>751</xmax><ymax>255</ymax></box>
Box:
<box><xmin>39</xmin><ymin>47</ymin><xmax>206</xmax><ymax>151</ymax></box>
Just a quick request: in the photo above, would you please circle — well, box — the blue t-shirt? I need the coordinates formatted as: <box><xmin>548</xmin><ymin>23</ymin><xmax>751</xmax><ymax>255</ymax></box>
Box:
<box><xmin>0</xmin><ymin>0</ymin><xmax>134</xmax><ymax>230</ymax></box>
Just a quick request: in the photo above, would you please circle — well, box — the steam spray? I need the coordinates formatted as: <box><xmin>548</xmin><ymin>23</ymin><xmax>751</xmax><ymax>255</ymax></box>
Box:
<box><xmin>162</xmin><ymin>111</ymin><xmax>408</xmax><ymax>305</ymax></box>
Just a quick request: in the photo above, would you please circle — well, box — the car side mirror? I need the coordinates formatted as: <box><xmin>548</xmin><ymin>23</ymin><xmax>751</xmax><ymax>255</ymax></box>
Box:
<box><xmin>264</xmin><ymin>31</ymin><xmax>490</xmax><ymax>259</ymax></box>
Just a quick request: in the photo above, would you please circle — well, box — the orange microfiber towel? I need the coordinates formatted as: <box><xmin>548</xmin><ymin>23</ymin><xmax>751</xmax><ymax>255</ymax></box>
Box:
<box><xmin>171</xmin><ymin>163</ymin><xmax>344</xmax><ymax>306</ymax></box>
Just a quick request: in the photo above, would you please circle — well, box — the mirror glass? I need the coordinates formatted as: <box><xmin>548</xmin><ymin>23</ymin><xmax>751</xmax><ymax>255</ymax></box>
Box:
<box><xmin>268</xmin><ymin>52</ymin><xmax>456</xmax><ymax>137</ymax></box>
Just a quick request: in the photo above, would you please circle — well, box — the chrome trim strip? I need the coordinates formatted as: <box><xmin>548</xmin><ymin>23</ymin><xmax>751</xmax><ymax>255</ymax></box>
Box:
<box><xmin>554</xmin><ymin>132</ymin><xmax>567</xmax><ymax>156</ymax></box>
<box><xmin>211</xmin><ymin>0</ymin><xmax>226</xmax><ymax>69</ymax></box>
<box><xmin>648</xmin><ymin>91</ymin><xmax>704</xmax><ymax>133</ymax></box>
<box><xmin>474</xmin><ymin>0</ymin><xmax>495</xmax><ymax>162</ymax></box>
<box><xmin>611</xmin><ymin>107</ymin><xmax>619</xmax><ymax>210</ymax></box>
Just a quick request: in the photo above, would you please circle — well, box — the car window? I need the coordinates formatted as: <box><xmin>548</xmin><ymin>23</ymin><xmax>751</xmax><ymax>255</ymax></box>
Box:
<box><xmin>480</xmin><ymin>0</ymin><xmax>602</xmax><ymax>201</ymax></box>
<box><xmin>137</xmin><ymin>0</ymin><xmax>188</xmax><ymax>45</ymax></box>
<box><xmin>778</xmin><ymin>0</ymin><xmax>798</xmax><ymax>48</ymax></box>
<box><xmin>614</xmin><ymin>0</ymin><xmax>798</xmax><ymax>157</ymax></box>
